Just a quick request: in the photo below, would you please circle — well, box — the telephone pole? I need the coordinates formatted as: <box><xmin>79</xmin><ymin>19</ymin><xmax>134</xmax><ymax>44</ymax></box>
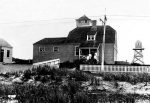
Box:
<box><xmin>100</xmin><ymin>15</ymin><xmax>107</xmax><ymax>71</ymax></box>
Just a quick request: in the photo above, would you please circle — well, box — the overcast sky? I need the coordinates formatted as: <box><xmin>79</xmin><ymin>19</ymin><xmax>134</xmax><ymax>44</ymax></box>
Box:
<box><xmin>1</xmin><ymin>0</ymin><xmax>150</xmax><ymax>64</ymax></box>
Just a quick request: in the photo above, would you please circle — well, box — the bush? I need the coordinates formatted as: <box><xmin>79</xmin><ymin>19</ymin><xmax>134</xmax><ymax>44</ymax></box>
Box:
<box><xmin>13</xmin><ymin>83</ymin><xmax>69</xmax><ymax>103</ymax></box>
<box><xmin>75</xmin><ymin>92</ymin><xmax>90</xmax><ymax>103</ymax></box>
<box><xmin>69</xmin><ymin>70</ymin><xmax>90</xmax><ymax>81</ymax></box>
<box><xmin>98</xmin><ymin>72</ymin><xmax>150</xmax><ymax>85</ymax></box>
<box><xmin>60</xmin><ymin>61</ymin><xmax>74</xmax><ymax>68</ymax></box>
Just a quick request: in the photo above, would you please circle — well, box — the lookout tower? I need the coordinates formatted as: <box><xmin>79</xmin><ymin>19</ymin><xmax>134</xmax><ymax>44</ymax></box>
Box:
<box><xmin>76</xmin><ymin>15</ymin><xmax>92</xmax><ymax>27</ymax></box>
<box><xmin>132</xmin><ymin>40</ymin><xmax>144</xmax><ymax>64</ymax></box>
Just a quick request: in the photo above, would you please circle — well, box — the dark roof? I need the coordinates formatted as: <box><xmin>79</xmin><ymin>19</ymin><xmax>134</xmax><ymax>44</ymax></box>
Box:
<box><xmin>33</xmin><ymin>37</ymin><xmax>66</xmax><ymax>45</ymax></box>
<box><xmin>66</xmin><ymin>25</ymin><xmax>116</xmax><ymax>44</ymax></box>
<box><xmin>76</xmin><ymin>15</ymin><xmax>91</xmax><ymax>21</ymax></box>
<box><xmin>34</xmin><ymin>25</ymin><xmax>116</xmax><ymax>46</ymax></box>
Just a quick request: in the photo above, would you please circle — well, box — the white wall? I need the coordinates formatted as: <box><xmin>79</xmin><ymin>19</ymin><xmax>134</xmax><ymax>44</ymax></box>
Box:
<box><xmin>1</xmin><ymin>47</ymin><xmax>12</xmax><ymax>63</ymax></box>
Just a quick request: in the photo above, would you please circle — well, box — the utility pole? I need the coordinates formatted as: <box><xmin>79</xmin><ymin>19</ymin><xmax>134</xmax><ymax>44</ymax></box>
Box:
<box><xmin>100</xmin><ymin>14</ymin><xmax>107</xmax><ymax>71</ymax></box>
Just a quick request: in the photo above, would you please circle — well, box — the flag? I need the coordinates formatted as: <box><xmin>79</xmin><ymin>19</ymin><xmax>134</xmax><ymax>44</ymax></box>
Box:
<box><xmin>104</xmin><ymin>15</ymin><xmax>107</xmax><ymax>21</ymax></box>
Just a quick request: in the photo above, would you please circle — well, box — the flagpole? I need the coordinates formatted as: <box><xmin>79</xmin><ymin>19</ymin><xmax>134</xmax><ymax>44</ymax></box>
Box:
<box><xmin>100</xmin><ymin>15</ymin><xmax>107</xmax><ymax>72</ymax></box>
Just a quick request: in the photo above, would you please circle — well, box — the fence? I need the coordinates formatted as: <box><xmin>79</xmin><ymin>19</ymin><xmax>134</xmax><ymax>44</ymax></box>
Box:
<box><xmin>33</xmin><ymin>59</ymin><xmax>60</xmax><ymax>68</ymax></box>
<box><xmin>80</xmin><ymin>64</ymin><xmax>150</xmax><ymax>73</ymax></box>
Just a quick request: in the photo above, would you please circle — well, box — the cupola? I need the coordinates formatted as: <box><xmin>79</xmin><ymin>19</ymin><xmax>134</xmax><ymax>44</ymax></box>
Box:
<box><xmin>76</xmin><ymin>15</ymin><xmax>92</xmax><ymax>27</ymax></box>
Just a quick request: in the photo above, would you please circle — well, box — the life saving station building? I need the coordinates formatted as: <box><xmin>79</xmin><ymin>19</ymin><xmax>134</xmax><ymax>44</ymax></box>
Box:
<box><xmin>33</xmin><ymin>15</ymin><xmax>150</xmax><ymax>73</ymax></box>
<box><xmin>33</xmin><ymin>15</ymin><xmax>117</xmax><ymax>65</ymax></box>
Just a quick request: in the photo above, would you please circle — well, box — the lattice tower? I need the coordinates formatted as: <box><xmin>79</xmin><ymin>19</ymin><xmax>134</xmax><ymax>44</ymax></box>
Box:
<box><xmin>132</xmin><ymin>40</ymin><xmax>144</xmax><ymax>64</ymax></box>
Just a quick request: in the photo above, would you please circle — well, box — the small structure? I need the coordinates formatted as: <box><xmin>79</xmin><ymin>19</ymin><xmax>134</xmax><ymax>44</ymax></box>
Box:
<box><xmin>132</xmin><ymin>40</ymin><xmax>144</xmax><ymax>64</ymax></box>
<box><xmin>0</xmin><ymin>38</ymin><xmax>13</xmax><ymax>63</ymax></box>
<box><xmin>76</xmin><ymin>15</ymin><xmax>92</xmax><ymax>27</ymax></box>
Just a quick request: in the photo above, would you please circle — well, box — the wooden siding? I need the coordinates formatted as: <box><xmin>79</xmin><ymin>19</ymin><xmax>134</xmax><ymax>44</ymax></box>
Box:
<box><xmin>33</xmin><ymin>44</ymin><xmax>79</xmax><ymax>63</ymax></box>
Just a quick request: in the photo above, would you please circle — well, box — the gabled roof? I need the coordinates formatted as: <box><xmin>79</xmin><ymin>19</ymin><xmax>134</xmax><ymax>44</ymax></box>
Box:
<box><xmin>0</xmin><ymin>38</ymin><xmax>12</xmax><ymax>48</ymax></box>
<box><xmin>76</xmin><ymin>15</ymin><xmax>91</xmax><ymax>21</ymax></box>
<box><xmin>33</xmin><ymin>37</ymin><xmax>66</xmax><ymax>45</ymax></box>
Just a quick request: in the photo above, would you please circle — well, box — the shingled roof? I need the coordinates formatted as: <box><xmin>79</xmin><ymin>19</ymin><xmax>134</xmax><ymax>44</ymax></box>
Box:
<box><xmin>66</xmin><ymin>25</ymin><xmax>116</xmax><ymax>43</ymax></box>
<box><xmin>33</xmin><ymin>37</ymin><xmax>66</xmax><ymax>45</ymax></box>
<box><xmin>34</xmin><ymin>25</ymin><xmax>116</xmax><ymax>46</ymax></box>
<box><xmin>76</xmin><ymin>15</ymin><xmax>91</xmax><ymax>21</ymax></box>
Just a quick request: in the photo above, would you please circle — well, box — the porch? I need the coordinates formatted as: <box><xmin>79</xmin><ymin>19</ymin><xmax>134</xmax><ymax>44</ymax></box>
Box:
<box><xmin>79</xmin><ymin>47</ymin><xmax>100</xmax><ymax>62</ymax></box>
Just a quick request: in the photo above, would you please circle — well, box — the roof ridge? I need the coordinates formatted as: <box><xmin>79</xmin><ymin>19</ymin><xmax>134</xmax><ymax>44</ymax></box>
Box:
<box><xmin>0</xmin><ymin>38</ymin><xmax>12</xmax><ymax>48</ymax></box>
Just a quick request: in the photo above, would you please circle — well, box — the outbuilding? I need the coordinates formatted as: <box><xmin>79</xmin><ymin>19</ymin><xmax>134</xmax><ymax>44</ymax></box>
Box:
<box><xmin>0</xmin><ymin>38</ymin><xmax>13</xmax><ymax>63</ymax></box>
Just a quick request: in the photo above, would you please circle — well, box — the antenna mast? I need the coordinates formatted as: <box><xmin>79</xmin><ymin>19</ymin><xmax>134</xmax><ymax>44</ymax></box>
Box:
<box><xmin>100</xmin><ymin>9</ymin><xmax>107</xmax><ymax>71</ymax></box>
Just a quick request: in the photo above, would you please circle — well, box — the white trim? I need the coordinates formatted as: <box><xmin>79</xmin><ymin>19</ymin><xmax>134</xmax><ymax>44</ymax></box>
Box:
<box><xmin>87</xmin><ymin>35</ymin><xmax>95</xmax><ymax>41</ymax></box>
<box><xmin>75</xmin><ymin>46</ymin><xmax>79</xmax><ymax>56</ymax></box>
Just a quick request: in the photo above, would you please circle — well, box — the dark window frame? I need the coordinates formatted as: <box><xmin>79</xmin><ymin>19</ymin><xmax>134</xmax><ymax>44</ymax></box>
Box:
<box><xmin>7</xmin><ymin>50</ymin><xmax>10</xmax><ymax>58</ymax></box>
<box><xmin>53</xmin><ymin>46</ymin><xmax>59</xmax><ymax>52</ymax></box>
<box><xmin>75</xmin><ymin>46</ymin><xmax>79</xmax><ymax>56</ymax></box>
<box><xmin>39</xmin><ymin>46</ymin><xmax>45</xmax><ymax>52</ymax></box>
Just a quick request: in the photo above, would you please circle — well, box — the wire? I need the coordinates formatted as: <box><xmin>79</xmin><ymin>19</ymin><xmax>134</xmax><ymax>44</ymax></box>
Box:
<box><xmin>0</xmin><ymin>14</ymin><xmax>150</xmax><ymax>25</ymax></box>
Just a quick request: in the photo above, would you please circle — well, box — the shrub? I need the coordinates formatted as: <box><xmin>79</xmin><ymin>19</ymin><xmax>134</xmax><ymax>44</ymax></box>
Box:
<box><xmin>14</xmin><ymin>83</ymin><xmax>69</xmax><ymax>103</ymax></box>
<box><xmin>75</xmin><ymin>92</ymin><xmax>89</xmax><ymax>103</ymax></box>
<box><xmin>98</xmin><ymin>72</ymin><xmax>150</xmax><ymax>85</ymax></box>
<box><xmin>23</xmin><ymin>69</ymin><xmax>32</xmax><ymax>81</ymax></box>
<box><xmin>59</xmin><ymin>61</ymin><xmax>74</xmax><ymax>68</ymax></box>
<box><xmin>69</xmin><ymin>70</ymin><xmax>89</xmax><ymax>81</ymax></box>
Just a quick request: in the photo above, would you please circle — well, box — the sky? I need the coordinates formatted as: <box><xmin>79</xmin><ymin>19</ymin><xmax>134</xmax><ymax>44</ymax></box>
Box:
<box><xmin>0</xmin><ymin>0</ymin><xmax>150</xmax><ymax>64</ymax></box>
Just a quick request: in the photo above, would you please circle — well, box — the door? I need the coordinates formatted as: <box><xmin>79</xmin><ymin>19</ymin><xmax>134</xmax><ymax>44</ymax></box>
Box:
<box><xmin>0</xmin><ymin>49</ymin><xmax>4</xmax><ymax>62</ymax></box>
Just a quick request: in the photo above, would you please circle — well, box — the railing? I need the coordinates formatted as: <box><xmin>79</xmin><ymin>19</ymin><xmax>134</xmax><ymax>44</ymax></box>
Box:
<box><xmin>80</xmin><ymin>64</ymin><xmax>150</xmax><ymax>73</ymax></box>
<box><xmin>33</xmin><ymin>59</ymin><xmax>60</xmax><ymax>68</ymax></box>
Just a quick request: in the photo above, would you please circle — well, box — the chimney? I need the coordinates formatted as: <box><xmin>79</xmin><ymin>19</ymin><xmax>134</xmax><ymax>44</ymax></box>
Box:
<box><xmin>91</xmin><ymin>20</ymin><xmax>97</xmax><ymax>31</ymax></box>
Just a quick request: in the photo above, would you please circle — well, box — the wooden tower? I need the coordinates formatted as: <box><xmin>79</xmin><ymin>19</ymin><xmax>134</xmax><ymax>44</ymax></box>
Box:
<box><xmin>132</xmin><ymin>40</ymin><xmax>144</xmax><ymax>64</ymax></box>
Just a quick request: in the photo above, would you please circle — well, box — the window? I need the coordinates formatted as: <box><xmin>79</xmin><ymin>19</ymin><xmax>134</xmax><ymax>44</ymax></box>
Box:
<box><xmin>39</xmin><ymin>47</ymin><xmax>45</xmax><ymax>52</ymax></box>
<box><xmin>53</xmin><ymin>46</ymin><xmax>59</xmax><ymax>52</ymax></box>
<box><xmin>75</xmin><ymin>46</ymin><xmax>79</xmax><ymax>56</ymax></box>
<box><xmin>7</xmin><ymin>50</ymin><xmax>10</xmax><ymax>57</ymax></box>
<box><xmin>87</xmin><ymin>35</ymin><xmax>95</xmax><ymax>41</ymax></box>
<box><xmin>85</xmin><ymin>20</ymin><xmax>87</xmax><ymax>23</ymax></box>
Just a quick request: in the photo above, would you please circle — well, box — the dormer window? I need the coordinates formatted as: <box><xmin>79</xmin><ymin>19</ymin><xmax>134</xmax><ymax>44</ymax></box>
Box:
<box><xmin>87</xmin><ymin>35</ymin><xmax>95</xmax><ymax>41</ymax></box>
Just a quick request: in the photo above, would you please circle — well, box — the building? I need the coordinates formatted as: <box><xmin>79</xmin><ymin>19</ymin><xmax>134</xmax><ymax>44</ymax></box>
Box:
<box><xmin>0</xmin><ymin>38</ymin><xmax>13</xmax><ymax>63</ymax></box>
<box><xmin>33</xmin><ymin>15</ymin><xmax>117</xmax><ymax>64</ymax></box>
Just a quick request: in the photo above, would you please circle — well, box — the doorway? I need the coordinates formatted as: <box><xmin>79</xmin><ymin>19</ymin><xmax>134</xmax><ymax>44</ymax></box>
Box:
<box><xmin>0</xmin><ymin>49</ymin><xmax>4</xmax><ymax>62</ymax></box>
